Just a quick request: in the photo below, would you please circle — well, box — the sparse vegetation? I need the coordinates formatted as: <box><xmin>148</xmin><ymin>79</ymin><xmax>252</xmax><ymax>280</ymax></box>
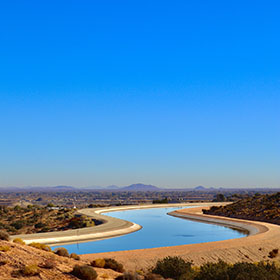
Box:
<box><xmin>13</xmin><ymin>238</ymin><xmax>25</xmax><ymax>245</ymax></box>
<box><xmin>203</xmin><ymin>192</ymin><xmax>280</xmax><ymax>225</ymax></box>
<box><xmin>91</xmin><ymin>258</ymin><xmax>106</xmax><ymax>268</ymax></box>
<box><xmin>104</xmin><ymin>258</ymin><xmax>124</xmax><ymax>272</ymax></box>
<box><xmin>152</xmin><ymin>198</ymin><xmax>169</xmax><ymax>204</ymax></box>
<box><xmin>71</xmin><ymin>264</ymin><xmax>98</xmax><ymax>280</ymax></box>
<box><xmin>0</xmin><ymin>205</ymin><xmax>97</xmax><ymax>234</ymax></box>
<box><xmin>152</xmin><ymin>256</ymin><xmax>193</xmax><ymax>280</ymax></box>
<box><xmin>29</xmin><ymin>242</ymin><xmax>52</xmax><ymax>252</ymax></box>
<box><xmin>150</xmin><ymin>257</ymin><xmax>280</xmax><ymax>280</ymax></box>
<box><xmin>70</xmin><ymin>252</ymin><xmax>81</xmax><ymax>260</ymax></box>
<box><xmin>21</xmin><ymin>264</ymin><xmax>40</xmax><ymax>276</ymax></box>
<box><xmin>213</xmin><ymin>193</ymin><xmax>226</xmax><ymax>202</ymax></box>
<box><xmin>193</xmin><ymin>259</ymin><xmax>230</xmax><ymax>280</ymax></box>
<box><xmin>54</xmin><ymin>247</ymin><xmax>69</xmax><ymax>257</ymax></box>
<box><xmin>0</xmin><ymin>245</ymin><xmax>10</xmax><ymax>252</ymax></box>
<box><xmin>0</xmin><ymin>230</ymin><xmax>9</xmax><ymax>241</ymax></box>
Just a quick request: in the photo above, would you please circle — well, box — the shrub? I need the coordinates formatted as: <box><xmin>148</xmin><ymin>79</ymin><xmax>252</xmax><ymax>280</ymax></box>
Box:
<box><xmin>14</xmin><ymin>205</ymin><xmax>21</xmax><ymax>211</ymax></box>
<box><xmin>54</xmin><ymin>247</ymin><xmax>69</xmax><ymax>257</ymax></box>
<box><xmin>104</xmin><ymin>258</ymin><xmax>124</xmax><ymax>272</ymax></box>
<box><xmin>70</xmin><ymin>252</ymin><xmax>81</xmax><ymax>260</ymax></box>
<box><xmin>11</xmin><ymin>220</ymin><xmax>25</xmax><ymax>230</ymax></box>
<box><xmin>35</xmin><ymin>222</ymin><xmax>46</xmax><ymax>228</ymax></box>
<box><xmin>227</xmin><ymin>261</ymin><xmax>280</xmax><ymax>280</ymax></box>
<box><xmin>21</xmin><ymin>264</ymin><xmax>40</xmax><ymax>276</ymax></box>
<box><xmin>194</xmin><ymin>259</ymin><xmax>229</xmax><ymax>280</ymax></box>
<box><xmin>268</xmin><ymin>249</ymin><xmax>279</xmax><ymax>258</ymax></box>
<box><xmin>71</xmin><ymin>264</ymin><xmax>97</xmax><ymax>280</ymax></box>
<box><xmin>0</xmin><ymin>245</ymin><xmax>10</xmax><ymax>252</ymax></box>
<box><xmin>192</xmin><ymin>261</ymin><xmax>280</xmax><ymax>280</ymax></box>
<box><xmin>29</xmin><ymin>242</ymin><xmax>52</xmax><ymax>252</ymax></box>
<box><xmin>68</xmin><ymin>217</ymin><xmax>86</xmax><ymax>229</ymax></box>
<box><xmin>91</xmin><ymin>258</ymin><xmax>106</xmax><ymax>268</ymax></box>
<box><xmin>13</xmin><ymin>238</ymin><xmax>25</xmax><ymax>245</ymax></box>
<box><xmin>0</xmin><ymin>230</ymin><xmax>9</xmax><ymax>241</ymax></box>
<box><xmin>152</xmin><ymin>256</ymin><xmax>193</xmax><ymax>280</ymax></box>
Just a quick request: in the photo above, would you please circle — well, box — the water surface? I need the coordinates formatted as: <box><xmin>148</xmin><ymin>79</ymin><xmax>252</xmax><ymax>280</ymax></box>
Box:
<box><xmin>54</xmin><ymin>207</ymin><xmax>246</xmax><ymax>254</ymax></box>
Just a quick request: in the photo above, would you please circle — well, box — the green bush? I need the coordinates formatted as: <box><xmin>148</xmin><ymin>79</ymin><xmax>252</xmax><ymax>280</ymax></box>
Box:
<box><xmin>0</xmin><ymin>230</ymin><xmax>9</xmax><ymax>241</ymax></box>
<box><xmin>104</xmin><ymin>258</ymin><xmax>124</xmax><ymax>272</ymax></box>
<box><xmin>71</xmin><ymin>265</ymin><xmax>97</xmax><ymax>280</ymax></box>
<box><xmin>13</xmin><ymin>238</ymin><xmax>25</xmax><ymax>245</ymax></box>
<box><xmin>29</xmin><ymin>242</ymin><xmax>52</xmax><ymax>252</ymax></box>
<box><xmin>0</xmin><ymin>245</ymin><xmax>11</xmax><ymax>252</ymax></box>
<box><xmin>193</xmin><ymin>260</ymin><xmax>229</xmax><ymax>280</ymax></box>
<box><xmin>35</xmin><ymin>222</ymin><xmax>46</xmax><ymax>228</ymax></box>
<box><xmin>21</xmin><ymin>264</ymin><xmax>40</xmax><ymax>276</ymax></box>
<box><xmin>152</xmin><ymin>256</ymin><xmax>193</xmax><ymax>280</ymax></box>
<box><xmin>227</xmin><ymin>262</ymin><xmax>280</xmax><ymax>280</ymax></box>
<box><xmin>10</xmin><ymin>220</ymin><xmax>25</xmax><ymax>230</ymax></box>
<box><xmin>91</xmin><ymin>258</ymin><xmax>106</xmax><ymax>268</ymax></box>
<box><xmin>193</xmin><ymin>260</ymin><xmax>280</xmax><ymax>280</ymax></box>
<box><xmin>54</xmin><ymin>247</ymin><xmax>69</xmax><ymax>257</ymax></box>
<box><xmin>70</xmin><ymin>252</ymin><xmax>81</xmax><ymax>260</ymax></box>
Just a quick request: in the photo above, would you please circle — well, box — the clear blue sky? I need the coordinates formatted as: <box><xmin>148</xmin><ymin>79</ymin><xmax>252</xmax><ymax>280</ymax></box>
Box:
<box><xmin>0</xmin><ymin>1</ymin><xmax>279</xmax><ymax>188</ymax></box>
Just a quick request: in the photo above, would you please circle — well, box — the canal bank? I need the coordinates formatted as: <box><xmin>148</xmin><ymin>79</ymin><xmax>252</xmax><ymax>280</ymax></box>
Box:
<box><xmin>81</xmin><ymin>207</ymin><xmax>278</xmax><ymax>270</ymax></box>
<box><xmin>12</xmin><ymin>202</ymin><xmax>229</xmax><ymax>245</ymax></box>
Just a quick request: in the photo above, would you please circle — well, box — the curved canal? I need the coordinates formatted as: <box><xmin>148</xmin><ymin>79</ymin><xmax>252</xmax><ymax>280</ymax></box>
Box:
<box><xmin>54</xmin><ymin>207</ymin><xmax>247</xmax><ymax>254</ymax></box>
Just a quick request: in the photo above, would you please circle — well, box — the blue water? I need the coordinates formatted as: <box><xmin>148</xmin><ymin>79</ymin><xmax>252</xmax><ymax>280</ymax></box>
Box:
<box><xmin>53</xmin><ymin>207</ymin><xmax>246</xmax><ymax>254</ymax></box>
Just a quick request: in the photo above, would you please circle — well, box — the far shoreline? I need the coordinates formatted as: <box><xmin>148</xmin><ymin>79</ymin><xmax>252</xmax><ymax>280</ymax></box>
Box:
<box><xmin>12</xmin><ymin>202</ymin><xmax>230</xmax><ymax>246</ymax></box>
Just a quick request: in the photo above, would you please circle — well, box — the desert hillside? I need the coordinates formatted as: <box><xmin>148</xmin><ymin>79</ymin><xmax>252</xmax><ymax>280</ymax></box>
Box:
<box><xmin>203</xmin><ymin>192</ymin><xmax>280</xmax><ymax>225</ymax></box>
<box><xmin>0</xmin><ymin>238</ymin><xmax>121</xmax><ymax>280</ymax></box>
<box><xmin>0</xmin><ymin>205</ymin><xmax>97</xmax><ymax>235</ymax></box>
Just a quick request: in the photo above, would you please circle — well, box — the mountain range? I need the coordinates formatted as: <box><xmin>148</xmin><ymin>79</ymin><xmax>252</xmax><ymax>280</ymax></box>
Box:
<box><xmin>0</xmin><ymin>184</ymin><xmax>275</xmax><ymax>192</ymax></box>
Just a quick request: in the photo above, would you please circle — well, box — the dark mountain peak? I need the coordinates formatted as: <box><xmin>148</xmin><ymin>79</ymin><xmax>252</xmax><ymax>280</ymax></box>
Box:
<box><xmin>194</xmin><ymin>186</ymin><xmax>206</xmax><ymax>190</ymax></box>
<box><xmin>121</xmin><ymin>183</ymin><xmax>160</xmax><ymax>191</ymax></box>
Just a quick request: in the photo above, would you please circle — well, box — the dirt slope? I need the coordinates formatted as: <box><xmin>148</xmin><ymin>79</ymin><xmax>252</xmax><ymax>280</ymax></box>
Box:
<box><xmin>0</xmin><ymin>240</ymin><xmax>120</xmax><ymax>280</ymax></box>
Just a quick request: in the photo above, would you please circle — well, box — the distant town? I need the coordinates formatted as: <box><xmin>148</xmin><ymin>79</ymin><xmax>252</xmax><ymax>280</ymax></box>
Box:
<box><xmin>0</xmin><ymin>183</ymin><xmax>279</xmax><ymax>208</ymax></box>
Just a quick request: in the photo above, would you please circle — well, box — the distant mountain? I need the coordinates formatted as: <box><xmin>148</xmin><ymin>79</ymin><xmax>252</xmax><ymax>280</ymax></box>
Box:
<box><xmin>194</xmin><ymin>186</ymin><xmax>206</xmax><ymax>190</ymax></box>
<box><xmin>82</xmin><ymin>185</ymin><xmax>120</xmax><ymax>190</ymax></box>
<box><xmin>120</xmin><ymin>183</ymin><xmax>160</xmax><ymax>191</ymax></box>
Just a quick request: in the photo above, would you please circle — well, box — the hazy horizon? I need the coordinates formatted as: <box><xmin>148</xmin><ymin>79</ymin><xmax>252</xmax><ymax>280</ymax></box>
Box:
<box><xmin>0</xmin><ymin>1</ymin><xmax>279</xmax><ymax>189</ymax></box>
<box><xmin>1</xmin><ymin>183</ymin><xmax>279</xmax><ymax>190</ymax></box>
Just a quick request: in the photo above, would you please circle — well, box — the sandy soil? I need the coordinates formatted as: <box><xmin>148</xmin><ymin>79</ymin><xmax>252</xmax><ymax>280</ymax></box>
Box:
<box><xmin>0</xmin><ymin>240</ymin><xmax>121</xmax><ymax>280</ymax></box>
<box><xmin>81</xmin><ymin>206</ymin><xmax>280</xmax><ymax>271</ymax></box>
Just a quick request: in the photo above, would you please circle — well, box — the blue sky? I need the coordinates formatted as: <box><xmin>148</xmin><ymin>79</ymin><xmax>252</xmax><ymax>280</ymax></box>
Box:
<box><xmin>0</xmin><ymin>1</ymin><xmax>279</xmax><ymax>188</ymax></box>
